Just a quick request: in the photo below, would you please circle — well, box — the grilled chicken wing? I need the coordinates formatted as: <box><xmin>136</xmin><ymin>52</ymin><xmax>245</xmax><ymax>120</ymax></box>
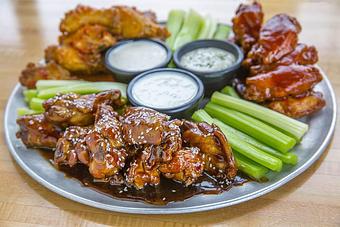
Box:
<box><xmin>16</xmin><ymin>114</ymin><xmax>63</xmax><ymax>149</ymax></box>
<box><xmin>121</xmin><ymin>107</ymin><xmax>169</xmax><ymax>146</ymax></box>
<box><xmin>266</xmin><ymin>91</ymin><xmax>326</xmax><ymax>118</ymax></box>
<box><xmin>126</xmin><ymin>145</ymin><xmax>161</xmax><ymax>189</ymax></box>
<box><xmin>59</xmin><ymin>25</ymin><xmax>116</xmax><ymax>54</ymax></box>
<box><xmin>19</xmin><ymin>62</ymin><xmax>73</xmax><ymax>89</ymax></box>
<box><xmin>232</xmin><ymin>1</ymin><xmax>263</xmax><ymax>52</ymax></box>
<box><xmin>85</xmin><ymin>104</ymin><xmax>127</xmax><ymax>179</ymax></box>
<box><xmin>250</xmin><ymin>43</ymin><xmax>318</xmax><ymax>75</ymax></box>
<box><xmin>243</xmin><ymin>65</ymin><xmax>323</xmax><ymax>102</ymax></box>
<box><xmin>245</xmin><ymin>14</ymin><xmax>302</xmax><ymax>66</ymax></box>
<box><xmin>43</xmin><ymin>90</ymin><xmax>122</xmax><ymax>127</ymax></box>
<box><xmin>159</xmin><ymin>147</ymin><xmax>204</xmax><ymax>186</ymax></box>
<box><xmin>181</xmin><ymin>121</ymin><xmax>237</xmax><ymax>180</ymax></box>
<box><xmin>54</xmin><ymin>126</ymin><xmax>91</xmax><ymax>167</ymax></box>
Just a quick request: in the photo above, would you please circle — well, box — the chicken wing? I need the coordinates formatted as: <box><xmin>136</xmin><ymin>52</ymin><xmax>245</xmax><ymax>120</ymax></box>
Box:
<box><xmin>121</xmin><ymin>107</ymin><xmax>169</xmax><ymax>146</ymax></box>
<box><xmin>19</xmin><ymin>62</ymin><xmax>73</xmax><ymax>89</ymax></box>
<box><xmin>85</xmin><ymin>104</ymin><xmax>127</xmax><ymax>179</ymax></box>
<box><xmin>266</xmin><ymin>91</ymin><xmax>326</xmax><ymax>118</ymax></box>
<box><xmin>243</xmin><ymin>65</ymin><xmax>323</xmax><ymax>102</ymax></box>
<box><xmin>250</xmin><ymin>43</ymin><xmax>318</xmax><ymax>75</ymax></box>
<box><xmin>245</xmin><ymin>14</ymin><xmax>301</xmax><ymax>66</ymax></box>
<box><xmin>16</xmin><ymin>114</ymin><xmax>63</xmax><ymax>149</ymax></box>
<box><xmin>181</xmin><ymin>121</ymin><xmax>237</xmax><ymax>180</ymax></box>
<box><xmin>59</xmin><ymin>25</ymin><xmax>116</xmax><ymax>54</ymax></box>
<box><xmin>159</xmin><ymin>147</ymin><xmax>204</xmax><ymax>186</ymax></box>
<box><xmin>43</xmin><ymin>90</ymin><xmax>122</xmax><ymax>127</ymax></box>
<box><xmin>54</xmin><ymin>126</ymin><xmax>91</xmax><ymax>167</ymax></box>
<box><xmin>232</xmin><ymin>1</ymin><xmax>264</xmax><ymax>52</ymax></box>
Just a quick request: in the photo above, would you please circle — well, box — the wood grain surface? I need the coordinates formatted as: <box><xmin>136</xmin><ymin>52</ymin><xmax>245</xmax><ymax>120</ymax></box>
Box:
<box><xmin>0</xmin><ymin>0</ymin><xmax>339</xmax><ymax>226</ymax></box>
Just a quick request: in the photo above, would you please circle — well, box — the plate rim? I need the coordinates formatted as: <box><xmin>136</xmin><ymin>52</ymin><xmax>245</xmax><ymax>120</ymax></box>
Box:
<box><xmin>4</xmin><ymin>68</ymin><xmax>337</xmax><ymax>214</ymax></box>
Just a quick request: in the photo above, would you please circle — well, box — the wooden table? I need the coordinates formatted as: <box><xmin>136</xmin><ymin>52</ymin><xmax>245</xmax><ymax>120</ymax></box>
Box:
<box><xmin>0</xmin><ymin>0</ymin><xmax>339</xmax><ymax>226</ymax></box>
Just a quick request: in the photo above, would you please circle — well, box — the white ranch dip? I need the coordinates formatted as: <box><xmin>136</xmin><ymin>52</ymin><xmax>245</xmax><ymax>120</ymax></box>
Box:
<box><xmin>180</xmin><ymin>47</ymin><xmax>235</xmax><ymax>72</ymax></box>
<box><xmin>131</xmin><ymin>71</ymin><xmax>198</xmax><ymax>109</ymax></box>
<box><xmin>108</xmin><ymin>40</ymin><xmax>167</xmax><ymax>72</ymax></box>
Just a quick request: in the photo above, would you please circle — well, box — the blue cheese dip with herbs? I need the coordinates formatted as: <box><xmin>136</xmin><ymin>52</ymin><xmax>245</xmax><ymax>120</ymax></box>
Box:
<box><xmin>131</xmin><ymin>71</ymin><xmax>198</xmax><ymax>109</ymax></box>
<box><xmin>180</xmin><ymin>47</ymin><xmax>236</xmax><ymax>72</ymax></box>
<box><xmin>108</xmin><ymin>40</ymin><xmax>167</xmax><ymax>72</ymax></box>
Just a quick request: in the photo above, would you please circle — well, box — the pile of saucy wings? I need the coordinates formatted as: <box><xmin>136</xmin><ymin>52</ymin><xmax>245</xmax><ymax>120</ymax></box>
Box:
<box><xmin>16</xmin><ymin>89</ymin><xmax>238</xmax><ymax>190</ymax></box>
<box><xmin>232</xmin><ymin>1</ymin><xmax>326</xmax><ymax>118</ymax></box>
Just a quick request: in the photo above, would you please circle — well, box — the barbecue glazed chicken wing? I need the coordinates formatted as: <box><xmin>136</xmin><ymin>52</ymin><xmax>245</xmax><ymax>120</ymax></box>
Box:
<box><xmin>232</xmin><ymin>1</ymin><xmax>264</xmax><ymax>53</ymax></box>
<box><xmin>16</xmin><ymin>114</ymin><xmax>63</xmax><ymax>149</ymax></box>
<box><xmin>19</xmin><ymin>62</ymin><xmax>73</xmax><ymax>89</ymax></box>
<box><xmin>182</xmin><ymin>121</ymin><xmax>237</xmax><ymax>180</ymax></box>
<box><xmin>266</xmin><ymin>91</ymin><xmax>326</xmax><ymax>118</ymax></box>
<box><xmin>245</xmin><ymin>14</ymin><xmax>302</xmax><ymax>67</ymax></box>
<box><xmin>243</xmin><ymin>65</ymin><xmax>323</xmax><ymax>102</ymax></box>
<box><xmin>43</xmin><ymin>90</ymin><xmax>122</xmax><ymax>127</ymax></box>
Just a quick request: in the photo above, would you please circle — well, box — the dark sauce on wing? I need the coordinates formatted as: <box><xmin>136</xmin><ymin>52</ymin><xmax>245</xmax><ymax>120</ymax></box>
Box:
<box><xmin>38</xmin><ymin>149</ymin><xmax>248</xmax><ymax>205</ymax></box>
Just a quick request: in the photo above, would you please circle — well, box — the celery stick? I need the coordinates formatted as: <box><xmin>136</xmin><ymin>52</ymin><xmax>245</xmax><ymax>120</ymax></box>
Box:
<box><xmin>197</xmin><ymin>15</ymin><xmax>212</xmax><ymax>39</ymax></box>
<box><xmin>192</xmin><ymin>109</ymin><xmax>282</xmax><ymax>171</ymax></box>
<box><xmin>29</xmin><ymin>98</ymin><xmax>45</xmax><ymax>112</ymax></box>
<box><xmin>213</xmin><ymin>24</ymin><xmax>231</xmax><ymax>40</ymax></box>
<box><xmin>192</xmin><ymin>109</ymin><xmax>214</xmax><ymax>124</ymax></box>
<box><xmin>36</xmin><ymin>80</ymin><xmax>88</xmax><ymax>91</ymax></box>
<box><xmin>17</xmin><ymin>107</ymin><xmax>41</xmax><ymax>116</ymax></box>
<box><xmin>205</xmin><ymin>102</ymin><xmax>296</xmax><ymax>153</ymax></box>
<box><xmin>37</xmin><ymin>82</ymin><xmax>127</xmax><ymax>99</ymax></box>
<box><xmin>207</xmin><ymin>18</ymin><xmax>218</xmax><ymax>39</ymax></box>
<box><xmin>172</xmin><ymin>10</ymin><xmax>204</xmax><ymax>50</ymax></box>
<box><xmin>234</xmin><ymin>152</ymin><xmax>268</xmax><ymax>181</ymax></box>
<box><xmin>221</xmin><ymin>86</ymin><xmax>240</xmax><ymax>98</ymax></box>
<box><xmin>214</xmin><ymin>119</ymin><xmax>298</xmax><ymax>165</ymax></box>
<box><xmin>166</xmin><ymin>10</ymin><xmax>186</xmax><ymax>49</ymax></box>
<box><xmin>211</xmin><ymin>92</ymin><xmax>308</xmax><ymax>140</ymax></box>
<box><xmin>23</xmin><ymin>89</ymin><xmax>37</xmax><ymax>103</ymax></box>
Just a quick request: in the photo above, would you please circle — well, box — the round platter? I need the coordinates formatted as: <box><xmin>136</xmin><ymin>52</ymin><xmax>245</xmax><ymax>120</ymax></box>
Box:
<box><xmin>4</xmin><ymin>67</ymin><xmax>337</xmax><ymax>214</ymax></box>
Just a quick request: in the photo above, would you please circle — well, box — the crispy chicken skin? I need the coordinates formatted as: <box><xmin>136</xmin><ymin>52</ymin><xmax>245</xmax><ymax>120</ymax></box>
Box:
<box><xmin>86</xmin><ymin>105</ymin><xmax>127</xmax><ymax>179</ymax></box>
<box><xmin>121</xmin><ymin>107</ymin><xmax>169</xmax><ymax>146</ymax></box>
<box><xmin>16</xmin><ymin>114</ymin><xmax>63</xmax><ymax>149</ymax></box>
<box><xmin>182</xmin><ymin>121</ymin><xmax>237</xmax><ymax>180</ymax></box>
<box><xmin>43</xmin><ymin>90</ymin><xmax>122</xmax><ymax>127</ymax></box>
<box><xmin>59</xmin><ymin>25</ymin><xmax>117</xmax><ymax>54</ymax></box>
<box><xmin>54</xmin><ymin>126</ymin><xmax>91</xmax><ymax>167</ymax></box>
<box><xmin>232</xmin><ymin>1</ymin><xmax>264</xmax><ymax>52</ymax></box>
<box><xmin>250</xmin><ymin>43</ymin><xmax>318</xmax><ymax>75</ymax></box>
<box><xmin>245</xmin><ymin>14</ymin><xmax>302</xmax><ymax>66</ymax></box>
<box><xmin>126</xmin><ymin>145</ymin><xmax>161</xmax><ymax>189</ymax></box>
<box><xmin>59</xmin><ymin>5</ymin><xmax>169</xmax><ymax>39</ymax></box>
<box><xmin>266</xmin><ymin>91</ymin><xmax>326</xmax><ymax>118</ymax></box>
<box><xmin>243</xmin><ymin>65</ymin><xmax>323</xmax><ymax>102</ymax></box>
<box><xmin>159</xmin><ymin>147</ymin><xmax>204</xmax><ymax>186</ymax></box>
<box><xmin>19</xmin><ymin>62</ymin><xmax>73</xmax><ymax>89</ymax></box>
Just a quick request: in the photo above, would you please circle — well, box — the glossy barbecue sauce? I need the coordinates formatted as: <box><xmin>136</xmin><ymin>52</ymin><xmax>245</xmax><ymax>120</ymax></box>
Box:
<box><xmin>39</xmin><ymin>150</ymin><xmax>248</xmax><ymax>205</ymax></box>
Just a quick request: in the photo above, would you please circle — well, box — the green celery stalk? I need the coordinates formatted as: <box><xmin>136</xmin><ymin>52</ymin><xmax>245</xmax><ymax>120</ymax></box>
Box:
<box><xmin>221</xmin><ymin>86</ymin><xmax>240</xmax><ymax>98</ymax></box>
<box><xmin>205</xmin><ymin>102</ymin><xmax>296</xmax><ymax>153</ymax></box>
<box><xmin>37</xmin><ymin>82</ymin><xmax>127</xmax><ymax>99</ymax></box>
<box><xmin>192</xmin><ymin>109</ymin><xmax>214</xmax><ymax>124</ymax></box>
<box><xmin>29</xmin><ymin>98</ymin><xmax>45</xmax><ymax>112</ymax></box>
<box><xmin>207</xmin><ymin>18</ymin><xmax>218</xmax><ymax>39</ymax></box>
<box><xmin>166</xmin><ymin>9</ymin><xmax>186</xmax><ymax>49</ymax></box>
<box><xmin>214</xmin><ymin>119</ymin><xmax>298</xmax><ymax>165</ymax></box>
<box><xmin>213</xmin><ymin>24</ymin><xmax>231</xmax><ymax>40</ymax></box>
<box><xmin>211</xmin><ymin>92</ymin><xmax>308</xmax><ymax>140</ymax></box>
<box><xmin>36</xmin><ymin>80</ymin><xmax>88</xmax><ymax>91</ymax></box>
<box><xmin>23</xmin><ymin>89</ymin><xmax>37</xmax><ymax>103</ymax></box>
<box><xmin>17</xmin><ymin>107</ymin><xmax>41</xmax><ymax>116</ymax></box>
<box><xmin>192</xmin><ymin>109</ymin><xmax>282</xmax><ymax>172</ymax></box>
<box><xmin>172</xmin><ymin>10</ymin><xmax>204</xmax><ymax>50</ymax></box>
<box><xmin>197</xmin><ymin>15</ymin><xmax>212</xmax><ymax>39</ymax></box>
<box><xmin>234</xmin><ymin>152</ymin><xmax>268</xmax><ymax>181</ymax></box>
